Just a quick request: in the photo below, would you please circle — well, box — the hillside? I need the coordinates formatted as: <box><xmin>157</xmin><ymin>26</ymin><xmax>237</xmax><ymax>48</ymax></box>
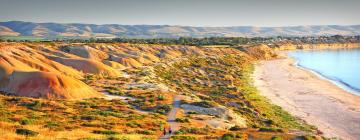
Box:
<box><xmin>0</xmin><ymin>21</ymin><xmax>359</xmax><ymax>38</ymax></box>
<box><xmin>0</xmin><ymin>42</ymin><xmax>324</xmax><ymax>139</ymax></box>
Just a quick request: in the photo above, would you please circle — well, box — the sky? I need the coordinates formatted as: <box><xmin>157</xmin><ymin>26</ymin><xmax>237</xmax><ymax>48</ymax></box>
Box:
<box><xmin>0</xmin><ymin>0</ymin><xmax>359</xmax><ymax>27</ymax></box>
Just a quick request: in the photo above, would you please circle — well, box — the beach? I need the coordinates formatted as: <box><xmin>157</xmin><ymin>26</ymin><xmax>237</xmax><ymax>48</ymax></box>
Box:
<box><xmin>254</xmin><ymin>57</ymin><xmax>360</xmax><ymax>140</ymax></box>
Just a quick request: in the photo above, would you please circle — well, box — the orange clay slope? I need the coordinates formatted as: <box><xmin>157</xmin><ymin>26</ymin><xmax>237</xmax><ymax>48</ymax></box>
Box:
<box><xmin>0</xmin><ymin>43</ymin><xmax>101</xmax><ymax>99</ymax></box>
<box><xmin>0</xmin><ymin>42</ymin><xmax>207</xmax><ymax>99</ymax></box>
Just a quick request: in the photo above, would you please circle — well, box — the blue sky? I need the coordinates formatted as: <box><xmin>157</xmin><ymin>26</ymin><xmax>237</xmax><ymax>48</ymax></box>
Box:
<box><xmin>0</xmin><ymin>0</ymin><xmax>359</xmax><ymax>27</ymax></box>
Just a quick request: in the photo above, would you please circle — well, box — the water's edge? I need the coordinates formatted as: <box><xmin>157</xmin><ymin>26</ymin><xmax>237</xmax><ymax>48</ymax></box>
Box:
<box><xmin>290</xmin><ymin>56</ymin><xmax>360</xmax><ymax>96</ymax></box>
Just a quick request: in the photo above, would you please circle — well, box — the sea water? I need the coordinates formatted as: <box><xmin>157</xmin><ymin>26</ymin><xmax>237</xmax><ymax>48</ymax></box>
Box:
<box><xmin>288</xmin><ymin>48</ymin><xmax>360</xmax><ymax>96</ymax></box>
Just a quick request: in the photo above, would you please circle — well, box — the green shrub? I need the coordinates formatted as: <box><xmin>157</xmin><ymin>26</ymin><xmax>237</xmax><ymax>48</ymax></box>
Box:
<box><xmin>93</xmin><ymin>130</ymin><xmax>119</xmax><ymax>135</ymax></box>
<box><xmin>175</xmin><ymin>118</ymin><xmax>190</xmax><ymax>123</ymax></box>
<box><xmin>229</xmin><ymin>125</ymin><xmax>242</xmax><ymax>131</ymax></box>
<box><xmin>271</xmin><ymin>136</ymin><xmax>283</xmax><ymax>140</ymax></box>
<box><xmin>20</xmin><ymin>118</ymin><xmax>33</xmax><ymax>125</ymax></box>
<box><xmin>105</xmin><ymin>89</ymin><xmax>124</xmax><ymax>96</ymax></box>
<box><xmin>258</xmin><ymin>127</ymin><xmax>283</xmax><ymax>132</ymax></box>
<box><xmin>221</xmin><ymin>133</ymin><xmax>235</xmax><ymax>140</ymax></box>
<box><xmin>45</xmin><ymin>121</ymin><xmax>59</xmax><ymax>129</ymax></box>
<box><xmin>175</xmin><ymin>127</ymin><xmax>209</xmax><ymax>135</ymax></box>
<box><xmin>25</xmin><ymin>100</ymin><xmax>43</xmax><ymax>109</ymax></box>
<box><xmin>125</xmin><ymin>121</ymin><xmax>141</xmax><ymax>128</ymax></box>
<box><xmin>171</xmin><ymin>136</ymin><xmax>196</xmax><ymax>140</ymax></box>
<box><xmin>296</xmin><ymin>135</ymin><xmax>317</xmax><ymax>140</ymax></box>
<box><xmin>190</xmin><ymin>101</ymin><xmax>217</xmax><ymax>108</ymax></box>
<box><xmin>155</xmin><ymin>105</ymin><xmax>172</xmax><ymax>114</ymax></box>
<box><xmin>187</xmin><ymin>111</ymin><xmax>197</xmax><ymax>114</ymax></box>
<box><xmin>157</xmin><ymin>95</ymin><xmax>165</xmax><ymax>100</ymax></box>
<box><xmin>16</xmin><ymin>128</ymin><xmax>39</xmax><ymax>136</ymax></box>
<box><xmin>137</xmin><ymin>130</ymin><xmax>153</xmax><ymax>135</ymax></box>
<box><xmin>81</xmin><ymin>115</ymin><xmax>97</xmax><ymax>120</ymax></box>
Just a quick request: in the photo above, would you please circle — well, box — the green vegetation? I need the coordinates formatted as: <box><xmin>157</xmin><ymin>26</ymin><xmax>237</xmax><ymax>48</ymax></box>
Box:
<box><xmin>154</xmin><ymin>54</ymin><xmax>314</xmax><ymax>132</ymax></box>
<box><xmin>0</xmin><ymin>36</ymin><xmax>46</xmax><ymax>41</ymax></box>
<box><xmin>271</xmin><ymin>136</ymin><xmax>284</xmax><ymax>140</ymax></box>
<box><xmin>175</xmin><ymin>118</ymin><xmax>190</xmax><ymax>123</ymax></box>
<box><xmin>190</xmin><ymin>101</ymin><xmax>217</xmax><ymax>108</ymax></box>
<box><xmin>154</xmin><ymin>104</ymin><xmax>172</xmax><ymax>114</ymax></box>
<box><xmin>229</xmin><ymin>125</ymin><xmax>243</xmax><ymax>131</ymax></box>
<box><xmin>175</xmin><ymin>127</ymin><xmax>212</xmax><ymax>135</ymax></box>
<box><xmin>15</xmin><ymin>128</ymin><xmax>39</xmax><ymax>136</ymax></box>
<box><xmin>171</xmin><ymin>135</ymin><xmax>196</xmax><ymax>140</ymax></box>
<box><xmin>0</xmin><ymin>95</ymin><xmax>164</xmax><ymax>139</ymax></box>
<box><xmin>0</xmin><ymin>41</ymin><xmax>322</xmax><ymax>139</ymax></box>
<box><xmin>93</xmin><ymin>130</ymin><xmax>119</xmax><ymax>135</ymax></box>
<box><xmin>221</xmin><ymin>133</ymin><xmax>246</xmax><ymax>140</ymax></box>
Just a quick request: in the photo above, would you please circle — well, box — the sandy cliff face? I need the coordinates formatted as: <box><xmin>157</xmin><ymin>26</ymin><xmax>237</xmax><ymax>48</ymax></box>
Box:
<box><xmin>244</xmin><ymin>44</ymin><xmax>278</xmax><ymax>60</ymax></box>
<box><xmin>0</xmin><ymin>52</ymin><xmax>100</xmax><ymax>99</ymax></box>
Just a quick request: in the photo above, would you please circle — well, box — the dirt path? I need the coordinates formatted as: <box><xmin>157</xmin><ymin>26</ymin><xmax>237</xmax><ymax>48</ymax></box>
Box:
<box><xmin>159</xmin><ymin>95</ymin><xmax>181</xmax><ymax>140</ymax></box>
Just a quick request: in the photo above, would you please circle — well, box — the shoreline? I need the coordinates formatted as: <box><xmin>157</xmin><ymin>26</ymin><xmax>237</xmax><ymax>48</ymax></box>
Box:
<box><xmin>291</xmin><ymin>58</ymin><xmax>360</xmax><ymax>96</ymax></box>
<box><xmin>253</xmin><ymin>56</ymin><xmax>360</xmax><ymax>139</ymax></box>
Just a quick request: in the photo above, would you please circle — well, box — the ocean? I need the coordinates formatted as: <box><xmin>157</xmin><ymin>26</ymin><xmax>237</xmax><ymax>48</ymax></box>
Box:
<box><xmin>288</xmin><ymin>48</ymin><xmax>360</xmax><ymax>96</ymax></box>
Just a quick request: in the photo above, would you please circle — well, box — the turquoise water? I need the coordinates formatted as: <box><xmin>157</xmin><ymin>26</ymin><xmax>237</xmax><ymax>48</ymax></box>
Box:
<box><xmin>288</xmin><ymin>48</ymin><xmax>360</xmax><ymax>96</ymax></box>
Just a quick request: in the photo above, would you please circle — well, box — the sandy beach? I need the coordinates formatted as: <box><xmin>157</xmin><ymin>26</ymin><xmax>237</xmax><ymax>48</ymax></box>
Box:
<box><xmin>254</xmin><ymin>57</ymin><xmax>360</xmax><ymax>140</ymax></box>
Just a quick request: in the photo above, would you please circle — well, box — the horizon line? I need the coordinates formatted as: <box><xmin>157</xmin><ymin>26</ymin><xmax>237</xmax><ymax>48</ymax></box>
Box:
<box><xmin>1</xmin><ymin>20</ymin><xmax>360</xmax><ymax>28</ymax></box>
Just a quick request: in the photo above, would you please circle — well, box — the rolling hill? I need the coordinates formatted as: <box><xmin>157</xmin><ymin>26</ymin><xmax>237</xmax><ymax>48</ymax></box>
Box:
<box><xmin>0</xmin><ymin>21</ymin><xmax>359</xmax><ymax>38</ymax></box>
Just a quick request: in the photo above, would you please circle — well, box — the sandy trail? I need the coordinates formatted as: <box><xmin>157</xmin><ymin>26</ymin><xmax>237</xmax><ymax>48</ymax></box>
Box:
<box><xmin>159</xmin><ymin>95</ymin><xmax>181</xmax><ymax>139</ymax></box>
<box><xmin>254</xmin><ymin>58</ymin><xmax>360</xmax><ymax>140</ymax></box>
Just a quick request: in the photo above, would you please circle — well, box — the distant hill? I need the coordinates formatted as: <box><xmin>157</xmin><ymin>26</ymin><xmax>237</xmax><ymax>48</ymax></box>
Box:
<box><xmin>0</xmin><ymin>21</ymin><xmax>359</xmax><ymax>38</ymax></box>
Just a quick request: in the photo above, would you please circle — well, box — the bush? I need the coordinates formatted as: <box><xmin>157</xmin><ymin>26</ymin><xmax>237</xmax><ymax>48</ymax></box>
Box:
<box><xmin>175</xmin><ymin>118</ymin><xmax>190</xmax><ymax>123</ymax></box>
<box><xmin>187</xmin><ymin>111</ymin><xmax>197</xmax><ymax>114</ymax></box>
<box><xmin>190</xmin><ymin>101</ymin><xmax>217</xmax><ymax>108</ymax></box>
<box><xmin>157</xmin><ymin>95</ymin><xmax>165</xmax><ymax>100</ymax></box>
<box><xmin>295</xmin><ymin>135</ymin><xmax>317</xmax><ymax>140</ymax></box>
<box><xmin>25</xmin><ymin>100</ymin><xmax>43</xmax><ymax>109</ymax></box>
<box><xmin>16</xmin><ymin>128</ymin><xmax>39</xmax><ymax>136</ymax></box>
<box><xmin>45</xmin><ymin>121</ymin><xmax>60</xmax><ymax>130</ymax></box>
<box><xmin>105</xmin><ymin>89</ymin><xmax>124</xmax><ymax>96</ymax></box>
<box><xmin>171</xmin><ymin>136</ymin><xmax>196</xmax><ymax>140</ymax></box>
<box><xmin>229</xmin><ymin>125</ymin><xmax>242</xmax><ymax>131</ymax></box>
<box><xmin>125</xmin><ymin>121</ymin><xmax>141</xmax><ymax>128</ymax></box>
<box><xmin>221</xmin><ymin>133</ymin><xmax>235</xmax><ymax>140</ymax></box>
<box><xmin>155</xmin><ymin>105</ymin><xmax>172</xmax><ymax>114</ymax></box>
<box><xmin>258</xmin><ymin>127</ymin><xmax>283</xmax><ymax>132</ymax></box>
<box><xmin>93</xmin><ymin>130</ymin><xmax>119</xmax><ymax>135</ymax></box>
<box><xmin>175</xmin><ymin>127</ymin><xmax>209</xmax><ymax>135</ymax></box>
<box><xmin>271</xmin><ymin>136</ymin><xmax>283</xmax><ymax>140</ymax></box>
<box><xmin>20</xmin><ymin>118</ymin><xmax>33</xmax><ymax>125</ymax></box>
<box><xmin>81</xmin><ymin>115</ymin><xmax>97</xmax><ymax>120</ymax></box>
<box><xmin>137</xmin><ymin>130</ymin><xmax>153</xmax><ymax>135</ymax></box>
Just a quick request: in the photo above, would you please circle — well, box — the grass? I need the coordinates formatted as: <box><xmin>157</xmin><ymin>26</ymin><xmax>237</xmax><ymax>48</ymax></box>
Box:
<box><xmin>154</xmin><ymin>53</ymin><xmax>316</xmax><ymax>137</ymax></box>
<box><xmin>0</xmin><ymin>95</ymin><xmax>166</xmax><ymax>139</ymax></box>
